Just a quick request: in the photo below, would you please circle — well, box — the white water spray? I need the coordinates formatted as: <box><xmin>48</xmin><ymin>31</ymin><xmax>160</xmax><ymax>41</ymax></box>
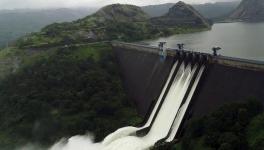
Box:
<box><xmin>49</xmin><ymin>135</ymin><xmax>103</xmax><ymax>150</ymax></box>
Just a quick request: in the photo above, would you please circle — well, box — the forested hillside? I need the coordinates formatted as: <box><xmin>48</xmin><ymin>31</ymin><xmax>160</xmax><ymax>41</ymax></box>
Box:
<box><xmin>0</xmin><ymin>43</ymin><xmax>142</xmax><ymax>149</ymax></box>
<box><xmin>155</xmin><ymin>100</ymin><xmax>264</xmax><ymax>150</ymax></box>
<box><xmin>0</xmin><ymin>8</ymin><xmax>96</xmax><ymax>48</ymax></box>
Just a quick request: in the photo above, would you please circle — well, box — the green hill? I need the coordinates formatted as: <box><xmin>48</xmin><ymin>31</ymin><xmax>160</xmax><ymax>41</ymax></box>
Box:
<box><xmin>15</xmin><ymin>4</ymin><xmax>152</xmax><ymax>48</ymax></box>
<box><xmin>95</xmin><ymin>4</ymin><xmax>149</xmax><ymax>22</ymax></box>
<box><xmin>16</xmin><ymin>3</ymin><xmax>210</xmax><ymax>48</ymax></box>
<box><xmin>0</xmin><ymin>1</ymin><xmax>241</xmax><ymax>48</ymax></box>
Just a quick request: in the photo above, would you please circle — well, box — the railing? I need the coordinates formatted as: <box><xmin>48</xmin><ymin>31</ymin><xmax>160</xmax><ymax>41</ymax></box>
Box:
<box><xmin>214</xmin><ymin>56</ymin><xmax>264</xmax><ymax>71</ymax></box>
<box><xmin>111</xmin><ymin>41</ymin><xmax>210</xmax><ymax>58</ymax></box>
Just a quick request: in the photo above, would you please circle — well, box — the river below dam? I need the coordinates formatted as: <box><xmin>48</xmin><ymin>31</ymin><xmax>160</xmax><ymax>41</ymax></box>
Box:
<box><xmin>147</xmin><ymin>22</ymin><xmax>264</xmax><ymax>62</ymax></box>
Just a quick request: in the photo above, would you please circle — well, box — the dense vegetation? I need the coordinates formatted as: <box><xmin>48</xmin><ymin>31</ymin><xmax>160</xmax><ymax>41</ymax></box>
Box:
<box><xmin>0</xmin><ymin>44</ymin><xmax>142</xmax><ymax>149</ymax></box>
<box><xmin>155</xmin><ymin>99</ymin><xmax>264</xmax><ymax>150</ymax></box>
<box><xmin>0</xmin><ymin>8</ymin><xmax>96</xmax><ymax>48</ymax></box>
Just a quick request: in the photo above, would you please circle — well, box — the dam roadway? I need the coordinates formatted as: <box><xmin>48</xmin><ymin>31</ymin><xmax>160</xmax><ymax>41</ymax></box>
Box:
<box><xmin>111</xmin><ymin>41</ymin><xmax>264</xmax><ymax>139</ymax></box>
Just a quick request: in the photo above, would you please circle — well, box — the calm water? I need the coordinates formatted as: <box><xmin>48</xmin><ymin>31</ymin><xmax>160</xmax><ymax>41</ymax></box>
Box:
<box><xmin>147</xmin><ymin>22</ymin><xmax>264</xmax><ymax>61</ymax></box>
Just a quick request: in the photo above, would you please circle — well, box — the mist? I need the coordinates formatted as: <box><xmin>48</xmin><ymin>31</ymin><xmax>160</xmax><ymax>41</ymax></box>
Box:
<box><xmin>16</xmin><ymin>135</ymin><xmax>102</xmax><ymax>150</ymax></box>
<box><xmin>0</xmin><ymin>0</ymin><xmax>240</xmax><ymax>10</ymax></box>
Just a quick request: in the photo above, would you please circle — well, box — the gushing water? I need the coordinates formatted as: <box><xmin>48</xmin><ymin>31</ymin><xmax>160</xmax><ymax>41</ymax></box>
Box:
<box><xmin>48</xmin><ymin>61</ymin><xmax>205</xmax><ymax>150</ymax></box>
<box><xmin>102</xmin><ymin>62</ymin><xmax>179</xmax><ymax>146</ymax></box>
<box><xmin>102</xmin><ymin>61</ymin><xmax>204</xmax><ymax>150</ymax></box>
<box><xmin>166</xmin><ymin>65</ymin><xmax>204</xmax><ymax>142</ymax></box>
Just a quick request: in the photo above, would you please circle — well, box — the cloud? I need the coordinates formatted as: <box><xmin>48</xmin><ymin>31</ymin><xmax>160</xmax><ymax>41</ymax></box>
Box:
<box><xmin>0</xmin><ymin>0</ymin><xmax>238</xmax><ymax>10</ymax></box>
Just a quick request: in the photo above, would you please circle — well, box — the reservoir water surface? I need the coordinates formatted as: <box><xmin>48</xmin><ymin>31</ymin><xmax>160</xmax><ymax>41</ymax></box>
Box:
<box><xmin>147</xmin><ymin>22</ymin><xmax>264</xmax><ymax>61</ymax></box>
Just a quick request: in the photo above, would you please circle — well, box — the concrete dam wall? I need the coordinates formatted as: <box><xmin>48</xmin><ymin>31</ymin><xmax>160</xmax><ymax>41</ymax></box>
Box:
<box><xmin>113</xmin><ymin>45</ymin><xmax>174</xmax><ymax>116</ymax></box>
<box><xmin>112</xmin><ymin>42</ymin><xmax>264</xmax><ymax>120</ymax></box>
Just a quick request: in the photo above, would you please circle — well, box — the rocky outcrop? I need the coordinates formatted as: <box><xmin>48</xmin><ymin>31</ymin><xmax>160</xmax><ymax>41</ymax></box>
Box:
<box><xmin>151</xmin><ymin>1</ymin><xmax>211</xmax><ymax>28</ymax></box>
<box><xmin>230</xmin><ymin>0</ymin><xmax>264</xmax><ymax>22</ymax></box>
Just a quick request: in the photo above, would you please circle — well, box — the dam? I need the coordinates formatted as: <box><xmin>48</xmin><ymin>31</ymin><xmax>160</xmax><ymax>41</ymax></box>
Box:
<box><xmin>101</xmin><ymin>41</ymin><xmax>264</xmax><ymax>149</ymax></box>
<box><xmin>102</xmin><ymin>45</ymin><xmax>207</xmax><ymax>149</ymax></box>
<box><xmin>112</xmin><ymin>42</ymin><xmax>264</xmax><ymax>116</ymax></box>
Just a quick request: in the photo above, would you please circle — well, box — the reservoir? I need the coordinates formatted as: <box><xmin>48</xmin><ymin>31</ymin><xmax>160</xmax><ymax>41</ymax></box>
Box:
<box><xmin>147</xmin><ymin>22</ymin><xmax>264</xmax><ymax>61</ymax></box>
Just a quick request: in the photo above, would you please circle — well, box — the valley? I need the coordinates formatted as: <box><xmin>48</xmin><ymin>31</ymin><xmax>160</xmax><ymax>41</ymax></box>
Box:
<box><xmin>0</xmin><ymin>0</ymin><xmax>263</xmax><ymax>149</ymax></box>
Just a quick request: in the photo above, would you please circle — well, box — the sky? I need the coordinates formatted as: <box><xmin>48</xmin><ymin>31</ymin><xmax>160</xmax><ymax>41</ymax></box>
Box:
<box><xmin>0</xmin><ymin>0</ymin><xmax>239</xmax><ymax>10</ymax></box>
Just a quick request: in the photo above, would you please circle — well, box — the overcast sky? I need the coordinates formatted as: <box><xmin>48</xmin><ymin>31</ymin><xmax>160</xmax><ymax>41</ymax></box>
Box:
<box><xmin>0</xmin><ymin>0</ymin><xmax>239</xmax><ymax>10</ymax></box>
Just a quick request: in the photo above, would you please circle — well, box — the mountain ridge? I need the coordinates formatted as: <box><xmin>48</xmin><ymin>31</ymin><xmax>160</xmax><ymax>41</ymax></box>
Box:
<box><xmin>151</xmin><ymin>1</ymin><xmax>211</xmax><ymax>28</ymax></box>
<box><xmin>230</xmin><ymin>0</ymin><xmax>264</xmax><ymax>22</ymax></box>
<box><xmin>16</xmin><ymin>3</ymin><xmax>210</xmax><ymax>48</ymax></box>
<box><xmin>0</xmin><ymin>1</ymin><xmax>237</xmax><ymax>48</ymax></box>
<box><xmin>142</xmin><ymin>1</ymin><xmax>240</xmax><ymax>19</ymax></box>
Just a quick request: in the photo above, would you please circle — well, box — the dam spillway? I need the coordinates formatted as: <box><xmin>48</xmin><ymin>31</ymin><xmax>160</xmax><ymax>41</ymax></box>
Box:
<box><xmin>112</xmin><ymin>41</ymin><xmax>264</xmax><ymax>118</ymax></box>
<box><xmin>108</xmin><ymin>41</ymin><xmax>264</xmax><ymax>148</ymax></box>
<box><xmin>102</xmin><ymin>49</ymin><xmax>207</xmax><ymax>149</ymax></box>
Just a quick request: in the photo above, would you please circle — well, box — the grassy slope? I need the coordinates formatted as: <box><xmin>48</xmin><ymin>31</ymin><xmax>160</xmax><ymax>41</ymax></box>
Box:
<box><xmin>0</xmin><ymin>43</ymin><xmax>142</xmax><ymax>149</ymax></box>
